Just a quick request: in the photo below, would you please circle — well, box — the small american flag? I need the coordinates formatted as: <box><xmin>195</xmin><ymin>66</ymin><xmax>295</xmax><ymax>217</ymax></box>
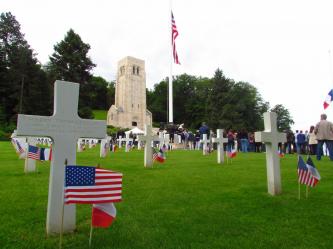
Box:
<box><xmin>28</xmin><ymin>145</ymin><xmax>40</xmax><ymax>160</ymax></box>
<box><xmin>16</xmin><ymin>140</ymin><xmax>25</xmax><ymax>154</ymax></box>
<box><xmin>171</xmin><ymin>11</ymin><xmax>180</xmax><ymax>64</ymax></box>
<box><xmin>298</xmin><ymin>156</ymin><xmax>320</xmax><ymax>187</ymax></box>
<box><xmin>152</xmin><ymin>148</ymin><xmax>158</xmax><ymax>161</ymax></box>
<box><xmin>152</xmin><ymin>148</ymin><xmax>166</xmax><ymax>163</ymax></box>
<box><xmin>64</xmin><ymin>166</ymin><xmax>122</xmax><ymax>204</ymax></box>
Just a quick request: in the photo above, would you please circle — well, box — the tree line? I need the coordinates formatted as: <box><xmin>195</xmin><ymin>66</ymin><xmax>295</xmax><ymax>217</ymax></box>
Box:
<box><xmin>0</xmin><ymin>12</ymin><xmax>294</xmax><ymax>139</ymax></box>
<box><xmin>0</xmin><ymin>12</ymin><xmax>114</xmax><ymax>139</ymax></box>
<box><xmin>148</xmin><ymin>72</ymin><xmax>294</xmax><ymax>132</ymax></box>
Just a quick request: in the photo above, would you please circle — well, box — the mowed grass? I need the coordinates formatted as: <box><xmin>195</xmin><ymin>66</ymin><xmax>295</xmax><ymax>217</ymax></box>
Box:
<box><xmin>92</xmin><ymin>110</ymin><xmax>107</xmax><ymax>120</ymax></box>
<box><xmin>1</xmin><ymin>141</ymin><xmax>333</xmax><ymax>249</ymax></box>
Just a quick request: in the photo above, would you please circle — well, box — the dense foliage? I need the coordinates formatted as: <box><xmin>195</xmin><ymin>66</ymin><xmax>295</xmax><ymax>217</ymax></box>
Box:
<box><xmin>147</xmin><ymin>70</ymin><xmax>276</xmax><ymax>131</ymax></box>
<box><xmin>0</xmin><ymin>12</ymin><xmax>51</xmax><ymax>138</ymax></box>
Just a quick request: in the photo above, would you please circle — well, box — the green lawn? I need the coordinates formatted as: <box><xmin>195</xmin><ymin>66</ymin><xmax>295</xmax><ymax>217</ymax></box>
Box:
<box><xmin>93</xmin><ymin>110</ymin><xmax>107</xmax><ymax>120</ymax></box>
<box><xmin>1</xmin><ymin>141</ymin><xmax>333</xmax><ymax>249</ymax></box>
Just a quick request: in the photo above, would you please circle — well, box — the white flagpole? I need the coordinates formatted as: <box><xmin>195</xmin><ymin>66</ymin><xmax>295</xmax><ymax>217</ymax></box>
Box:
<box><xmin>169</xmin><ymin>1</ymin><xmax>173</xmax><ymax>124</ymax></box>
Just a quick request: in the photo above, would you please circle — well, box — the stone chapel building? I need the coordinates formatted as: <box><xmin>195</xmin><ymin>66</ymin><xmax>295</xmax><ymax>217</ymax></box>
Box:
<box><xmin>107</xmin><ymin>56</ymin><xmax>152</xmax><ymax>130</ymax></box>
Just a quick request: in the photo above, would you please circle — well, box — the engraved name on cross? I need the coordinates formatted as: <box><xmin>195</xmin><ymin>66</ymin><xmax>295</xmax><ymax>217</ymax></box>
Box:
<box><xmin>16</xmin><ymin>81</ymin><xmax>106</xmax><ymax>235</ymax></box>
<box><xmin>212</xmin><ymin>129</ymin><xmax>228</xmax><ymax>164</ymax></box>
<box><xmin>255</xmin><ymin>112</ymin><xmax>286</xmax><ymax>196</ymax></box>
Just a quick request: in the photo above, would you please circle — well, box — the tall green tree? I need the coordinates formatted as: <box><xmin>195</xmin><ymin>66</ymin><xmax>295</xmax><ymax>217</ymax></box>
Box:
<box><xmin>89</xmin><ymin>76</ymin><xmax>109</xmax><ymax>110</ymax></box>
<box><xmin>106</xmin><ymin>81</ymin><xmax>115</xmax><ymax>108</ymax></box>
<box><xmin>147</xmin><ymin>71</ymin><xmax>271</xmax><ymax>132</ymax></box>
<box><xmin>0</xmin><ymin>12</ymin><xmax>51</xmax><ymax>127</ymax></box>
<box><xmin>48</xmin><ymin>29</ymin><xmax>96</xmax><ymax>118</ymax></box>
<box><xmin>270</xmin><ymin>104</ymin><xmax>294</xmax><ymax>131</ymax></box>
<box><xmin>206</xmin><ymin>68</ymin><xmax>232</xmax><ymax>129</ymax></box>
<box><xmin>147</xmin><ymin>79</ymin><xmax>168</xmax><ymax>125</ymax></box>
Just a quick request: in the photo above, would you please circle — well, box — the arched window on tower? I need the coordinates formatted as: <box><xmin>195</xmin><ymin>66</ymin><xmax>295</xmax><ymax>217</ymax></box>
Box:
<box><xmin>133</xmin><ymin>66</ymin><xmax>135</xmax><ymax>74</ymax></box>
<box><xmin>120</xmin><ymin>66</ymin><xmax>125</xmax><ymax>75</ymax></box>
<box><xmin>137</xmin><ymin>67</ymin><xmax>139</xmax><ymax>75</ymax></box>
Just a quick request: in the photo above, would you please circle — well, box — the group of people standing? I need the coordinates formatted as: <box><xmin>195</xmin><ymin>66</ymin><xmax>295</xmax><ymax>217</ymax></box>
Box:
<box><xmin>172</xmin><ymin>114</ymin><xmax>333</xmax><ymax>161</ymax></box>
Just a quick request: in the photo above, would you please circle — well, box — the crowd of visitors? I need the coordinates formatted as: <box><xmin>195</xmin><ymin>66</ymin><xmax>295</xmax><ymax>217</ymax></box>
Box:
<box><xmin>165</xmin><ymin>114</ymin><xmax>333</xmax><ymax>160</ymax></box>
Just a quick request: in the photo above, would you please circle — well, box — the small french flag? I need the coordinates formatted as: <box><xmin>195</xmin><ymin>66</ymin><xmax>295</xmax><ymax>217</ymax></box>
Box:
<box><xmin>323</xmin><ymin>89</ymin><xmax>333</xmax><ymax>109</ymax></box>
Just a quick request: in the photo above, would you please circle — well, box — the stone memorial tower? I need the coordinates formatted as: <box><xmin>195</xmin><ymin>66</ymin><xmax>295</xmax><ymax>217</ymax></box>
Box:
<box><xmin>107</xmin><ymin>56</ymin><xmax>152</xmax><ymax>130</ymax></box>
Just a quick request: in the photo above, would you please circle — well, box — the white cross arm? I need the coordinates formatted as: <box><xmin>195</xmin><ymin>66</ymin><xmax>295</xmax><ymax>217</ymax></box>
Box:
<box><xmin>17</xmin><ymin>114</ymin><xmax>106</xmax><ymax>141</ymax></box>
<box><xmin>255</xmin><ymin>131</ymin><xmax>286</xmax><ymax>144</ymax></box>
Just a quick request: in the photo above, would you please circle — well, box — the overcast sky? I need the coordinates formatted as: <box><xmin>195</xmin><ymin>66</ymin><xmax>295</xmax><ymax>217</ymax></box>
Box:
<box><xmin>3</xmin><ymin>0</ymin><xmax>333</xmax><ymax>130</ymax></box>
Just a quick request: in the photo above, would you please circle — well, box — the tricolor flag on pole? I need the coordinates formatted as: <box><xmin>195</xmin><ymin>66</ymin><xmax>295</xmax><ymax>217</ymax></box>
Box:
<box><xmin>305</xmin><ymin>157</ymin><xmax>321</xmax><ymax>187</ymax></box>
<box><xmin>40</xmin><ymin>147</ymin><xmax>52</xmax><ymax>161</ymax></box>
<box><xmin>92</xmin><ymin>202</ymin><xmax>116</xmax><ymax>228</ymax></box>
<box><xmin>226</xmin><ymin>148</ymin><xmax>237</xmax><ymax>158</ymax></box>
<box><xmin>323</xmin><ymin>89</ymin><xmax>333</xmax><ymax>109</ymax></box>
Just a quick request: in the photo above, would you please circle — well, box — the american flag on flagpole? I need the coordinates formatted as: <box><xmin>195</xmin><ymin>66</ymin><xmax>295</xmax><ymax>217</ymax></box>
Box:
<box><xmin>171</xmin><ymin>11</ymin><xmax>180</xmax><ymax>64</ymax></box>
<box><xmin>64</xmin><ymin>166</ymin><xmax>122</xmax><ymax>204</ymax></box>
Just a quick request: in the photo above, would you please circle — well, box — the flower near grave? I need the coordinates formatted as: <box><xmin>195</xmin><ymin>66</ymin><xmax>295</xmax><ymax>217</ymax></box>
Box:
<box><xmin>64</xmin><ymin>166</ymin><xmax>122</xmax><ymax>204</ymax></box>
<box><xmin>92</xmin><ymin>203</ymin><xmax>116</xmax><ymax>228</ymax></box>
<box><xmin>297</xmin><ymin>156</ymin><xmax>321</xmax><ymax>187</ymax></box>
<box><xmin>323</xmin><ymin>89</ymin><xmax>333</xmax><ymax>109</ymax></box>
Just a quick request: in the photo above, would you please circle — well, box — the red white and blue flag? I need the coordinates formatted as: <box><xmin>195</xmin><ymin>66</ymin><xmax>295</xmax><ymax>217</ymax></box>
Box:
<box><xmin>16</xmin><ymin>140</ymin><xmax>25</xmax><ymax>154</ymax></box>
<box><xmin>64</xmin><ymin>166</ymin><xmax>122</xmax><ymax>204</ymax></box>
<box><xmin>28</xmin><ymin>145</ymin><xmax>40</xmax><ymax>160</ymax></box>
<box><xmin>278</xmin><ymin>148</ymin><xmax>285</xmax><ymax>158</ymax></box>
<box><xmin>305</xmin><ymin>157</ymin><xmax>321</xmax><ymax>187</ymax></box>
<box><xmin>323</xmin><ymin>89</ymin><xmax>333</xmax><ymax>109</ymax></box>
<box><xmin>226</xmin><ymin>148</ymin><xmax>237</xmax><ymax>158</ymax></box>
<box><xmin>92</xmin><ymin>202</ymin><xmax>116</xmax><ymax>228</ymax></box>
<box><xmin>27</xmin><ymin>144</ymin><xmax>52</xmax><ymax>161</ymax></box>
<box><xmin>298</xmin><ymin>156</ymin><xmax>321</xmax><ymax>187</ymax></box>
<box><xmin>152</xmin><ymin>148</ymin><xmax>166</xmax><ymax>163</ymax></box>
<box><xmin>171</xmin><ymin>11</ymin><xmax>180</xmax><ymax>64</ymax></box>
<box><xmin>40</xmin><ymin>147</ymin><xmax>52</xmax><ymax>161</ymax></box>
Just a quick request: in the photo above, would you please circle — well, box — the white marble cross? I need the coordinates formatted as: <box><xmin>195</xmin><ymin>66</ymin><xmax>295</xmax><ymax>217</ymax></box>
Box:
<box><xmin>99</xmin><ymin>138</ymin><xmax>110</xmax><ymax>157</ymax></box>
<box><xmin>158</xmin><ymin>132</ymin><xmax>165</xmax><ymax>149</ymax></box>
<box><xmin>16</xmin><ymin>80</ymin><xmax>106</xmax><ymax>235</ymax></box>
<box><xmin>255</xmin><ymin>112</ymin><xmax>286</xmax><ymax>196</ymax></box>
<box><xmin>117</xmin><ymin>136</ymin><xmax>125</xmax><ymax>148</ymax></box>
<box><xmin>124</xmin><ymin>133</ymin><xmax>133</xmax><ymax>152</ymax></box>
<box><xmin>212</xmin><ymin>129</ymin><xmax>228</xmax><ymax>164</ymax></box>
<box><xmin>200</xmin><ymin>134</ymin><xmax>210</xmax><ymax>155</ymax></box>
<box><xmin>164</xmin><ymin>134</ymin><xmax>170</xmax><ymax>150</ymax></box>
<box><xmin>138</xmin><ymin>125</ymin><xmax>159</xmax><ymax>167</ymax></box>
